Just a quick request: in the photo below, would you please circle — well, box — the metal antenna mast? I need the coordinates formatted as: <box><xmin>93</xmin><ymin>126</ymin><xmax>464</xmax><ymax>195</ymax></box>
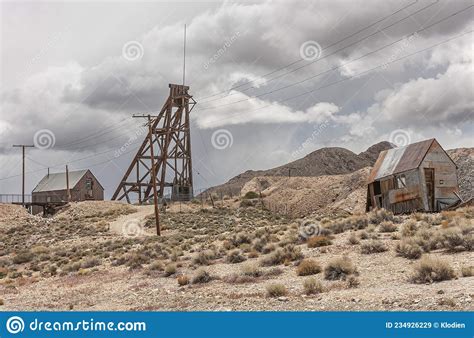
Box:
<box><xmin>183</xmin><ymin>24</ymin><xmax>186</xmax><ymax>86</ymax></box>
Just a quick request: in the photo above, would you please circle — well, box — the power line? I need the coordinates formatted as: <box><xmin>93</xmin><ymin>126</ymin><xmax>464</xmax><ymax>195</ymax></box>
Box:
<box><xmin>195</xmin><ymin>0</ymin><xmax>427</xmax><ymax>102</ymax></box>
<box><xmin>201</xmin><ymin>29</ymin><xmax>472</xmax><ymax>128</ymax></box>
<box><xmin>196</xmin><ymin>4</ymin><xmax>473</xmax><ymax>111</ymax></box>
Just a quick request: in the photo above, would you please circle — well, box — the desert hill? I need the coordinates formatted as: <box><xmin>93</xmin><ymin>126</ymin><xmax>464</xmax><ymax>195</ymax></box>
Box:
<box><xmin>204</xmin><ymin>141</ymin><xmax>393</xmax><ymax>197</ymax></box>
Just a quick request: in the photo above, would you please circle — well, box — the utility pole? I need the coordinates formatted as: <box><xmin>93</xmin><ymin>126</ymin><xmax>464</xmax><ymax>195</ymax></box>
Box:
<box><xmin>66</xmin><ymin>165</ymin><xmax>71</xmax><ymax>202</ymax></box>
<box><xmin>12</xmin><ymin>144</ymin><xmax>35</xmax><ymax>207</ymax></box>
<box><xmin>147</xmin><ymin>114</ymin><xmax>161</xmax><ymax>236</ymax></box>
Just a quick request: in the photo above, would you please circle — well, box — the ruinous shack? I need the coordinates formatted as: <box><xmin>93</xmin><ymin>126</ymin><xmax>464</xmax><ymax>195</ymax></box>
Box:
<box><xmin>366</xmin><ymin>138</ymin><xmax>461</xmax><ymax>214</ymax></box>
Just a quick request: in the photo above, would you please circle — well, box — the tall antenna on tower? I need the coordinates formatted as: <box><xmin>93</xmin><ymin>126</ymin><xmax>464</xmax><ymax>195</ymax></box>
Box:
<box><xmin>183</xmin><ymin>24</ymin><xmax>187</xmax><ymax>86</ymax></box>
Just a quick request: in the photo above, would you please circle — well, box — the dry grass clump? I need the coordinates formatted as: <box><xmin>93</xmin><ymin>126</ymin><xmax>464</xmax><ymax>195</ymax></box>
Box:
<box><xmin>346</xmin><ymin>275</ymin><xmax>360</xmax><ymax>288</ymax></box>
<box><xmin>260</xmin><ymin>245</ymin><xmax>303</xmax><ymax>266</ymax></box>
<box><xmin>303</xmin><ymin>278</ymin><xmax>323</xmax><ymax>295</ymax></box>
<box><xmin>193</xmin><ymin>250</ymin><xmax>215</xmax><ymax>265</ymax></box>
<box><xmin>347</xmin><ymin>233</ymin><xmax>360</xmax><ymax>245</ymax></box>
<box><xmin>410</xmin><ymin>256</ymin><xmax>455</xmax><ymax>284</ymax></box>
<box><xmin>80</xmin><ymin>257</ymin><xmax>101</xmax><ymax>269</ymax></box>
<box><xmin>296</xmin><ymin>259</ymin><xmax>321</xmax><ymax>276</ymax></box>
<box><xmin>191</xmin><ymin>269</ymin><xmax>212</xmax><ymax>284</ymax></box>
<box><xmin>360</xmin><ymin>240</ymin><xmax>388</xmax><ymax>254</ymax></box>
<box><xmin>401</xmin><ymin>220</ymin><xmax>418</xmax><ymax>237</ymax></box>
<box><xmin>379</xmin><ymin>221</ymin><xmax>397</xmax><ymax>233</ymax></box>
<box><xmin>327</xmin><ymin>215</ymin><xmax>368</xmax><ymax>234</ymax></box>
<box><xmin>307</xmin><ymin>236</ymin><xmax>332</xmax><ymax>248</ymax></box>
<box><xmin>395</xmin><ymin>239</ymin><xmax>423</xmax><ymax>259</ymax></box>
<box><xmin>440</xmin><ymin>227</ymin><xmax>473</xmax><ymax>252</ymax></box>
<box><xmin>12</xmin><ymin>251</ymin><xmax>33</xmax><ymax>264</ymax></box>
<box><xmin>164</xmin><ymin>263</ymin><xmax>177</xmax><ymax>276</ymax></box>
<box><xmin>241</xmin><ymin>263</ymin><xmax>262</xmax><ymax>277</ymax></box>
<box><xmin>266</xmin><ymin>283</ymin><xmax>288</xmax><ymax>297</ymax></box>
<box><xmin>226</xmin><ymin>250</ymin><xmax>247</xmax><ymax>264</ymax></box>
<box><xmin>126</xmin><ymin>253</ymin><xmax>149</xmax><ymax>270</ymax></box>
<box><xmin>177</xmin><ymin>274</ymin><xmax>190</xmax><ymax>286</ymax></box>
<box><xmin>368</xmin><ymin>208</ymin><xmax>394</xmax><ymax>224</ymax></box>
<box><xmin>461</xmin><ymin>266</ymin><xmax>474</xmax><ymax>277</ymax></box>
<box><xmin>148</xmin><ymin>261</ymin><xmax>164</xmax><ymax>271</ymax></box>
<box><xmin>324</xmin><ymin>257</ymin><xmax>356</xmax><ymax>280</ymax></box>
<box><xmin>230</xmin><ymin>233</ymin><xmax>252</xmax><ymax>247</ymax></box>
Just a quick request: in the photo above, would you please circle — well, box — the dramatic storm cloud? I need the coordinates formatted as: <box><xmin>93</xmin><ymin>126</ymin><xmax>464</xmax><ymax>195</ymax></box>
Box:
<box><xmin>0</xmin><ymin>0</ymin><xmax>473</xmax><ymax>196</ymax></box>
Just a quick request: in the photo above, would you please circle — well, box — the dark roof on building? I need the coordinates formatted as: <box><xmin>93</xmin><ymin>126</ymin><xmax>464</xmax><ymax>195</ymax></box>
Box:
<box><xmin>368</xmin><ymin>138</ymin><xmax>454</xmax><ymax>183</ymax></box>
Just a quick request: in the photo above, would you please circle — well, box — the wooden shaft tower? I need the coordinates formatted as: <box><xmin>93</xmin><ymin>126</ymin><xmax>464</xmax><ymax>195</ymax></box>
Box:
<box><xmin>112</xmin><ymin>84</ymin><xmax>196</xmax><ymax>204</ymax></box>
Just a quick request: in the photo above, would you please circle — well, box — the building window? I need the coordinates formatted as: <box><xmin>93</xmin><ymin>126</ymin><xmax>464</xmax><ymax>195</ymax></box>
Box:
<box><xmin>396</xmin><ymin>174</ymin><xmax>406</xmax><ymax>189</ymax></box>
<box><xmin>439</xmin><ymin>180</ymin><xmax>444</xmax><ymax>185</ymax></box>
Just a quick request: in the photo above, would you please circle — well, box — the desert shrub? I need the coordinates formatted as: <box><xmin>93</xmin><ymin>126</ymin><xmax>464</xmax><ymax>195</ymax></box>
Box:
<box><xmin>401</xmin><ymin>220</ymin><xmax>418</xmax><ymax>237</ymax></box>
<box><xmin>231</xmin><ymin>233</ymin><xmax>252</xmax><ymax>247</ymax></box>
<box><xmin>177</xmin><ymin>275</ymin><xmax>190</xmax><ymax>286</ymax></box>
<box><xmin>81</xmin><ymin>257</ymin><xmax>100</xmax><ymax>269</ymax></box>
<box><xmin>12</xmin><ymin>251</ymin><xmax>33</xmax><ymax>264</ymax></box>
<box><xmin>360</xmin><ymin>240</ymin><xmax>388</xmax><ymax>254</ymax></box>
<box><xmin>266</xmin><ymin>283</ymin><xmax>288</xmax><ymax>297</ymax></box>
<box><xmin>368</xmin><ymin>208</ymin><xmax>394</xmax><ymax>224</ymax></box>
<box><xmin>262</xmin><ymin>244</ymin><xmax>276</xmax><ymax>254</ymax></box>
<box><xmin>260</xmin><ymin>245</ymin><xmax>303</xmax><ymax>266</ymax></box>
<box><xmin>193</xmin><ymin>250</ymin><xmax>215</xmax><ymax>265</ymax></box>
<box><xmin>324</xmin><ymin>257</ymin><xmax>356</xmax><ymax>280</ymax></box>
<box><xmin>328</xmin><ymin>215</ymin><xmax>368</xmax><ymax>234</ymax></box>
<box><xmin>241</xmin><ymin>263</ymin><xmax>262</xmax><ymax>277</ymax></box>
<box><xmin>243</xmin><ymin>191</ymin><xmax>259</xmax><ymax>199</ymax></box>
<box><xmin>63</xmin><ymin>261</ymin><xmax>81</xmax><ymax>272</ymax></box>
<box><xmin>411</xmin><ymin>257</ymin><xmax>455</xmax><ymax>283</ymax></box>
<box><xmin>296</xmin><ymin>259</ymin><xmax>321</xmax><ymax>276</ymax></box>
<box><xmin>126</xmin><ymin>253</ymin><xmax>149</xmax><ymax>270</ymax></box>
<box><xmin>191</xmin><ymin>269</ymin><xmax>212</xmax><ymax>284</ymax></box>
<box><xmin>461</xmin><ymin>266</ymin><xmax>474</xmax><ymax>277</ymax></box>
<box><xmin>441</xmin><ymin>227</ymin><xmax>473</xmax><ymax>252</ymax></box>
<box><xmin>264</xmin><ymin>267</ymin><xmax>284</xmax><ymax>277</ymax></box>
<box><xmin>148</xmin><ymin>261</ymin><xmax>164</xmax><ymax>271</ymax></box>
<box><xmin>346</xmin><ymin>275</ymin><xmax>360</xmax><ymax>288</ymax></box>
<box><xmin>413</xmin><ymin>228</ymin><xmax>439</xmax><ymax>252</ymax></box>
<box><xmin>252</xmin><ymin>238</ymin><xmax>268</xmax><ymax>252</ymax></box>
<box><xmin>226</xmin><ymin>250</ymin><xmax>247</xmax><ymax>264</ymax></box>
<box><xmin>347</xmin><ymin>233</ymin><xmax>360</xmax><ymax>245</ymax></box>
<box><xmin>396</xmin><ymin>239</ymin><xmax>423</xmax><ymax>259</ymax></box>
<box><xmin>303</xmin><ymin>278</ymin><xmax>323</xmax><ymax>295</ymax></box>
<box><xmin>379</xmin><ymin>221</ymin><xmax>397</xmax><ymax>233</ymax></box>
<box><xmin>359</xmin><ymin>231</ymin><xmax>369</xmax><ymax>240</ymax></box>
<box><xmin>307</xmin><ymin>236</ymin><xmax>332</xmax><ymax>248</ymax></box>
<box><xmin>164</xmin><ymin>263</ymin><xmax>177</xmax><ymax>276</ymax></box>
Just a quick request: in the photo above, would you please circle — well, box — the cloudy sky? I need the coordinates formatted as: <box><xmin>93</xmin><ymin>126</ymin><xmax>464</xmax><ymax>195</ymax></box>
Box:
<box><xmin>0</xmin><ymin>0</ymin><xmax>473</xmax><ymax>199</ymax></box>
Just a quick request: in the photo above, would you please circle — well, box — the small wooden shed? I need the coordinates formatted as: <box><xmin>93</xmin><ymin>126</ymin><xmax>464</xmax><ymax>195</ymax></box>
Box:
<box><xmin>366</xmin><ymin>138</ymin><xmax>460</xmax><ymax>214</ymax></box>
<box><xmin>31</xmin><ymin>169</ymin><xmax>104</xmax><ymax>214</ymax></box>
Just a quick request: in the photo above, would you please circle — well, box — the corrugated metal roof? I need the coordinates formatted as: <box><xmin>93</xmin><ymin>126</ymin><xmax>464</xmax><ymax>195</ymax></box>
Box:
<box><xmin>368</xmin><ymin>139</ymin><xmax>436</xmax><ymax>183</ymax></box>
<box><xmin>32</xmin><ymin>170</ymin><xmax>88</xmax><ymax>193</ymax></box>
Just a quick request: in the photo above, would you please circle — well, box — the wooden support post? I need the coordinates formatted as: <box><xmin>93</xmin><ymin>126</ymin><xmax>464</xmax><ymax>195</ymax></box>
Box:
<box><xmin>147</xmin><ymin>115</ymin><xmax>161</xmax><ymax>236</ymax></box>
<box><xmin>66</xmin><ymin>165</ymin><xmax>71</xmax><ymax>202</ymax></box>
